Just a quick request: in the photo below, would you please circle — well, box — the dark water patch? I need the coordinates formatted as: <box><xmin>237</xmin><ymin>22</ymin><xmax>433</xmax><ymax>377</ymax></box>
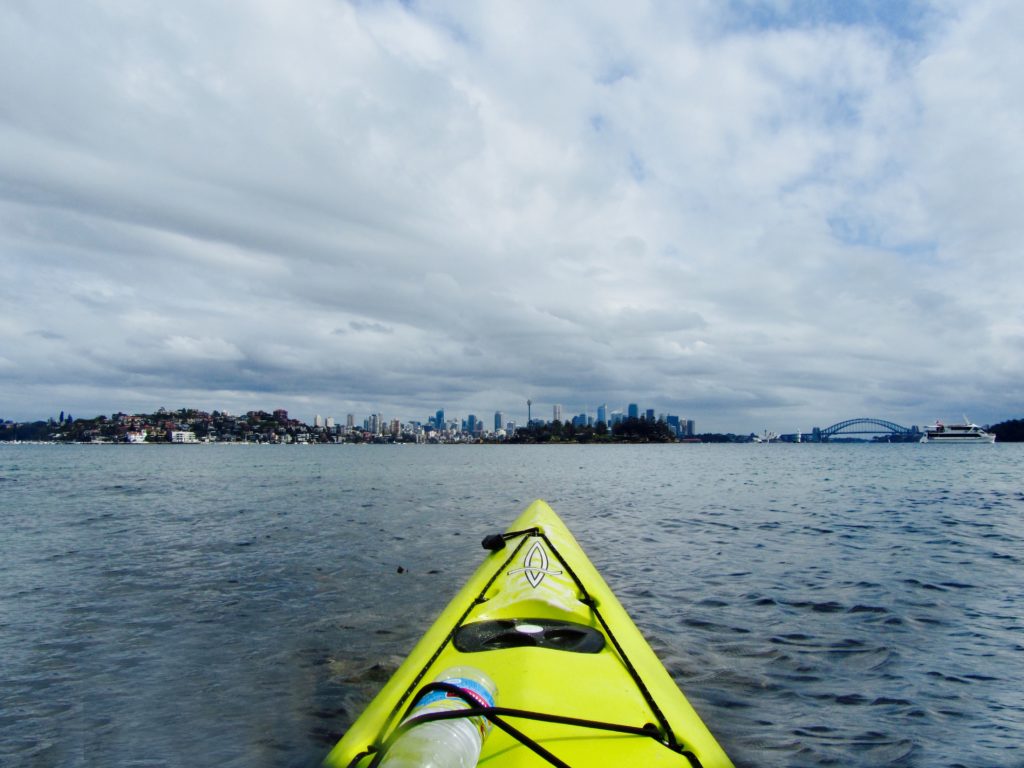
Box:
<box><xmin>849</xmin><ymin>604</ymin><xmax>888</xmax><ymax>614</ymax></box>
<box><xmin>962</xmin><ymin>673</ymin><xmax>999</xmax><ymax>682</ymax></box>
<box><xmin>771</xmin><ymin>633</ymin><xmax>815</xmax><ymax>645</ymax></box>
<box><xmin>783</xmin><ymin>599</ymin><xmax>847</xmax><ymax>613</ymax></box>
<box><xmin>904</xmin><ymin>578</ymin><xmax>948</xmax><ymax>592</ymax></box>
<box><xmin>871</xmin><ymin>696</ymin><xmax>913</xmax><ymax>706</ymax></box>
<box><xmin>699</xmin><ymin>597</ymin><xmax>730</xmax><ymax>607</ymax></box>
<box><xmin>832</xmin><ymin>693</ymin><xmax>870</xmax><ymax>706</ymax></box>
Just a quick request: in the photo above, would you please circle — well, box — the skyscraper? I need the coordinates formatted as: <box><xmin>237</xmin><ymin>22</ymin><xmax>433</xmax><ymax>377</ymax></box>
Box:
<box><xmin>597</xmin><ymin>404</ymin><xmax>608</xmax><ymax>425</ymax></box>
<box><xmin>494</xmin><ymin>411</ymin><xmax>504</xmax><ymax>431</ymax></box>
<box><xmin>553</xmin><ymin>404</ymin><xmax>562</xmax><ymax>423</ymax></box>
<box><xmin>435</xmin><ymin>409</ymin><xmax>445</xmax><ymax>430</ymax></box>
<box><xmin>628</xmin><ymin>403</ymin><xmax>639</xmax><ymax>420</ymax></box>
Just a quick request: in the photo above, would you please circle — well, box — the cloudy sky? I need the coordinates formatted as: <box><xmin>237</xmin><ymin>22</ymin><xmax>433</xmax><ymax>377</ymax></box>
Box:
<box><xmin>2</xmin><ymin>1</ymin><xmax>1022</xmax><ymax>433</ymax></box>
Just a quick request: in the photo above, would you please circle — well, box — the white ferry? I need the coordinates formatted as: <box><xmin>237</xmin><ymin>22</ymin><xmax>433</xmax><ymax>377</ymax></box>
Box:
<box><xmin>919</xmin><ymin>418</ymin><xmax>995</xmax><ymax>443</ymax></box>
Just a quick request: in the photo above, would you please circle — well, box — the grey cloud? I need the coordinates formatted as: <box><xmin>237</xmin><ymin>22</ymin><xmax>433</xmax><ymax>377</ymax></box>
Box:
<box><xmin>349</xmin><ymin>321</ymin><xmax>394</xmax><ymax>335</ymax></box>
<box><xmin>1</xmin><ymin>1</ymin><xmax>1022</xmax><ymax>432</ymax></box>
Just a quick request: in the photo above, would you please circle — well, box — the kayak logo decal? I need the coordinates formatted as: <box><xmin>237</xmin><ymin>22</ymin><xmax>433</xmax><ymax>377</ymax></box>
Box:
<box><xmin>508</xmin><ymin>540</ymin><xmax>562</xmax><ymax>588</ymax></box>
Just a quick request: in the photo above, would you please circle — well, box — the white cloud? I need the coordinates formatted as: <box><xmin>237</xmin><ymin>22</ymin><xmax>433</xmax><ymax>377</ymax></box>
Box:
<box><xmin>1</xmin><ymin>0</ymin><xmax>1022</xmax><ymax>431</ymax></box>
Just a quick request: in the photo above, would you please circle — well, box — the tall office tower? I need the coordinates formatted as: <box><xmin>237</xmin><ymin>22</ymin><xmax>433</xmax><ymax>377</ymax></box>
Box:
<box><xmin>467</xmin><ymin>414</ymin><xmax>477</xmax><ymax>434</ymax></box>
<box><xmin>597</xmin><ymin>404</ymin><xmax>608</xmax><ymax>425</ymax></box>
<box><xmin>326</xmin><ymin>417</ymin><xmax>335</xmax><ymax>429</ymax></box>
<box><xmin>646</xmin><ymin>408</ymin><xmax>655</xmax><ymax>422</ymax></box>
<box><xmin>628</xmin><ymin>403</ymin><xmax>639</xmax><ymax>420</ymax></box>
<box><xmin>390</xmin><ymin>419</ymin><xmax>401</xmax><ymax>436</ymax></box>
<box><xmin>314</xmin><ymin>414</ymin><xmax>324</xmax><ymax>428</ymax></box>
<box><xmin>346</xmin><ymin>413</ymin><xmax>355</xmax><ymax>429</ymax></box>
<box><xmin>686</xmin><ymin>419</ymin><xmax>696</xmax><ymax>437</ymax></box>
<box><xmin>553</xmin><ymin>404</ymin><xmax>562</xmax><ymax>423</ymax></box>
<box><xmin>494</xmin><ymin>411</ymin><xmax>504</xmax><ymax>431</ymax></box>
<box><xmin>435</xmin><ymin>409</ymin><xmax>445</xmax><ymax>430</ymax></box>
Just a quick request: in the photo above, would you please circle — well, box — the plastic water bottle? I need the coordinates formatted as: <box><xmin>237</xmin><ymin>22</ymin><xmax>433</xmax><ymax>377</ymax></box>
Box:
<box><xmin>379</xmin><ymin>666</ymin><xmax>497</xmax><ymax>768</ymax></box>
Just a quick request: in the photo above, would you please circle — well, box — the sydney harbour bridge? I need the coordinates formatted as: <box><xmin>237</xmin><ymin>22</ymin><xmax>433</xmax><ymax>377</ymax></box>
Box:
<box><xmin>788</xmin><ymin>418</ymin><xmax>922</xmax><ymax>442</ymax></box>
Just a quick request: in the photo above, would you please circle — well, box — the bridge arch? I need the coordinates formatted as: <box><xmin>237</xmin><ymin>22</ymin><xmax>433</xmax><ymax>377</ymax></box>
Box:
<box><xmin>819</xmin><ymin>418</ymin><xmax>915</xmax><ymax>438</ymax></box>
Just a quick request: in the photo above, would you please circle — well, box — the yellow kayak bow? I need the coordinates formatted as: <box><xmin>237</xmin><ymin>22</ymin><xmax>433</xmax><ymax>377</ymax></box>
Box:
<box><xmin>325</xmin><ymin>499</ymin><xmax>734</xmax><ymax>768</ymax></box>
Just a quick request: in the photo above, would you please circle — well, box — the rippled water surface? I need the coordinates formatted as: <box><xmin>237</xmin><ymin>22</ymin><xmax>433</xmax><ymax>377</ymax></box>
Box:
<box><xmin>2</xmin><ymin>443</ymin><xmax>1022</xmax><ymax>767</ymax></box>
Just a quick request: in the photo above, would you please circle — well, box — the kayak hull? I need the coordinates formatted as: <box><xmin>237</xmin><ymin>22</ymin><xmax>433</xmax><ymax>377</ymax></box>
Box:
<box><xmin>325</xmin><ymin>499</ymin><xmax>734</xmax><ymax>767</ymax></box>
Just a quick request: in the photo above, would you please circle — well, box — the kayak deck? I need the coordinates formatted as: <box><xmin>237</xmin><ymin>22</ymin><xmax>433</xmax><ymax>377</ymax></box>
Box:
<box><xmin>325</xmin><ymin>500</ymin><xmax>734</xmax><ymax>767</ymax></box>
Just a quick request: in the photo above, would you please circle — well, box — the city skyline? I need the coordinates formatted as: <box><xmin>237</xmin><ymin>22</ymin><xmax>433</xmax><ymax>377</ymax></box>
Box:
<box><xmin>6</xmin><ymin>391</ymin><xmax>1004</xmax><ymax>437</ymax></box>
<box><xmin>11</xmin><ymin>401</ymin><xmax>1023</xmax><ymax>443</ymax></box>
<box><xmin>3</xmin><ymin>3</ymin><xmax>1022</xmax><ymax>434</ymax></box>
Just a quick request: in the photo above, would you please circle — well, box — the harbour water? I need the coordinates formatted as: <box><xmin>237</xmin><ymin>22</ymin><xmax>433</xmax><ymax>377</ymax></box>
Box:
<box><xmin>2</xmin><ymin>443</ymin><xmax>1022</xmax><ymax>767</ymax></box>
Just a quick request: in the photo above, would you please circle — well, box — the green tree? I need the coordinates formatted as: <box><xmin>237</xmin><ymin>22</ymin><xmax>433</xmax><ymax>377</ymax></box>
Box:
<box><xmin>990</xmin><ymin>419</ymin><xmax>1024</xmax><ymax>442</ymax></box>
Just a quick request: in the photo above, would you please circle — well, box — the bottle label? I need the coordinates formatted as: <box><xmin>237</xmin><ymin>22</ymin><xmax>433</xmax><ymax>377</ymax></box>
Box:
<box><xmin>408</xmin><ymin>677</ymin><xmax>495</xmax><ymax>738</ymax></box>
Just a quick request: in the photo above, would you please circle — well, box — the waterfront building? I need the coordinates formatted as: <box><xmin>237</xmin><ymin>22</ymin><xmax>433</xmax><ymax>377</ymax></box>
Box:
<box><xmin>326</xmin><ymin>417</ymin><xmax>335</xmax><ymax>429</ymax></box>
<box><xmin>314</xmin><ymin>414</ymin><xmax>324</xmax><ymax>428</ymax></box>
